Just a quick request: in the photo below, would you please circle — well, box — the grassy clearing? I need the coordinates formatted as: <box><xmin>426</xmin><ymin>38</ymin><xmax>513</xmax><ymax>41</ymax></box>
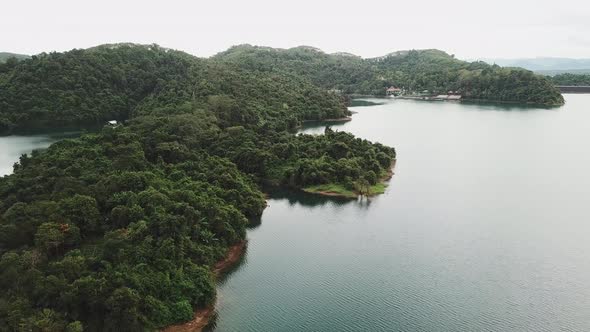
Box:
<box><xmin>303</xmin><ymin>182</ymin><xmax>388</xmax><ymax>198</ymax></box>
<box><xmin>303</xmin><ymin>161</ymin><xmax>394</xmax><ymax>198</ymax></box>
<box><xmin>303</xmin><ymin>184</ymin><xmax>357</xmax><ymax>198</ymax></box>
<box><xmin>369</xmin><ymin>182</ymin><xmax>388</xmax><ymax>195</ymax></box>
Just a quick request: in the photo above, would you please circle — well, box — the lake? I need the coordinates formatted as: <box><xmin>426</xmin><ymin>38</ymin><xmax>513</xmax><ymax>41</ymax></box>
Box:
<box><xmin>0</xmin><ymin>132</ymin><xmax>85</xmax><ymax>177</ymax></box>
<box><xmin>0</xmin><ymin>135</ymin><xmax>60</xmax><ymax>176</ymax></box>
<box><xmin>1</xmin><ymin>96</ymin><xmax>589</xmax><ymax>331</ymax></box>
<box><xmin>209</xmin><ymin>95</ymin><xmax>590</xmax><ymax>331</ymax></box>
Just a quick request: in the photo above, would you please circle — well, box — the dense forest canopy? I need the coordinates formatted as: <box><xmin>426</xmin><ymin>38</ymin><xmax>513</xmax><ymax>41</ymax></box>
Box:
<box><xmin>0</xmin><ymin>44</ymin><xmax>395</xmax><ymax>330</ymax></box>
<box><xmin>215</xmin><ymin>45</ymin><xmax>564</xmax><ymax>105</ymax></box>
<box><xmin>0</xmin><ymin>44</ymin><xmax>345</xmax><ymax>134</ymax></box>
<box><xmin>0</xmin><ymin>123</ymin><xmax>266</xmax><ymax>331</ymax></box>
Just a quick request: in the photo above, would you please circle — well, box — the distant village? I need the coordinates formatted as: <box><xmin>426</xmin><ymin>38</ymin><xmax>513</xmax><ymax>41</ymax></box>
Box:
<box><xmin>386</xmin><ymin>86</ymin><xmax>462</xmax><ymax>101</ymax></box>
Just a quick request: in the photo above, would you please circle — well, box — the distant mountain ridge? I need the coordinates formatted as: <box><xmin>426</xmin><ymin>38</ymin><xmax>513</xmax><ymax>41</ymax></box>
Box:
<box><xmin>535</xmin><ymin>69</ymin><xmax>590</xmax><ymax>76</ymax></box>
<box><xmin>0</xmin><ymin>52</ymin><xmax>30</xmax><ymax>63</ymax></box>
<box><xmin>217</xmin><ymin>45</ymin><xmax>564</xmax><ymax>105</ymax></box>
<box><xmin>477</xmin><ymin>57</ymin><xmax>590</xmax><ymax>74</ymax></box>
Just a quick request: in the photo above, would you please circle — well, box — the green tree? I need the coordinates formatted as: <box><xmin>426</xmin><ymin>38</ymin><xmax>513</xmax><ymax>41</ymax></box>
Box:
<box><xmin>59</xmin><ymin>195</ymin><xmax>101</xmax><ymax>234</ymax></box>
<box><xmin>35</xmin><ymin>223</ymin><xmax>65</xmax><ymax>255</ymax></box>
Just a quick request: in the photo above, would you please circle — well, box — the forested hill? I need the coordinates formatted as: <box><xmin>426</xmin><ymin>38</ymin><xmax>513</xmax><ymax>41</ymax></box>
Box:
<box><xmin>0</xmin><ymin>44</ymin><xmax>346</xmax><ymax>134</ymax></box>
<box><xmin>215</xmin><ymin>45</ymin><xmax>564</xmax><ymax>105</ymax></box>
<box><xmin>0</xmin><ymin>44</ymin><xmax>395</xmax><ymax>330</ymax></box>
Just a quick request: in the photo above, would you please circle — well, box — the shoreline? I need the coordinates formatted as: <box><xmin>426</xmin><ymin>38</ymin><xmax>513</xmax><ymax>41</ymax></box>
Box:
<box><xmin>366</xmin><ymin>95</ymin><xmax>563</xmax><ymax>107</ymax></box>
<box><xmin>460</xmin><ymin>98</ymin><xmax>564</xmax><ymax>107</ymax></box>
<box><xmin>164</xmin><ymin>110</ymin><xmax>390</xmax><ymax>330</ymax></box>
<box><xmin>213</xmin><ymin>240</ymin><xmax>247</xmax><ymax>276</ymax></box>
<box><xmin>348</xmin><ymin>95</ymin><xmax>564</xmax><ymax>107</ymax></box>
<box><xmin>162</xmin><ymin>241</ymin><xmax>248</xmax><ymax>332</ymax></box>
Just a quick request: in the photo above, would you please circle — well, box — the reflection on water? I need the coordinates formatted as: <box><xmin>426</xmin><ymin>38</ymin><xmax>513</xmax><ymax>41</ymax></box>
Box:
<box><xmin>299</xmin><ymin>120</ymin><xmax>347</xmax><ymax>135</ymax></box>
<box><xmin>349</xmin><ymin>99</ymin><xmax>385</xmax><ymax>107</ymax></box>
<box><xmin>269</xmin><ymin>187</ymin><xmax>376</xmax><ymax>211</ymax></box>
<box><xmin>266</xmin><ymin>187</ymin><xmax>353</xmax><ymax>206</ymax></box>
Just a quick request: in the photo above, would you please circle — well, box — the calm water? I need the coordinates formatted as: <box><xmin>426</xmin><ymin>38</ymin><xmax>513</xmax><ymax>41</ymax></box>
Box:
<box><xmin>210</xmin><ymin>95</ymin><xmax>590</xmax><ymax>331</ymax></box>
<box><xmin>0</xmin><ymin>132</ymin><xmax>84</xmax><ymax>176</ymax></box>
<box><xmin>0</xmin><ymin>135</ymin><xmax>59</xmax><ymax>176</ymax></box>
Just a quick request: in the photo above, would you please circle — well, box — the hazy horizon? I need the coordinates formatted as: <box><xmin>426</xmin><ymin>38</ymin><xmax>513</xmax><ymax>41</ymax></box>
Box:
<box><xmin>2</xmin><ymin>0</ymin><xmax>589</xmax><ymax>60</ymax></box>
<box><xmin>5</xmin><ymin>43</ymin><xmax>590</xmax><ymax>63</ymax></box>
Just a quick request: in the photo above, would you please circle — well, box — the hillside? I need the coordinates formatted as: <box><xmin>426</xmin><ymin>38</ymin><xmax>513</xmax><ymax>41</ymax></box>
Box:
<box><xmin>0</xmin><ymin>44</ymin><xmax>346</xmax><ymax>134</ymax></box>
<box><xmin>216</xmin><ymin>46</ymin><xmax>564</xmax><ymax>105</ymax></box>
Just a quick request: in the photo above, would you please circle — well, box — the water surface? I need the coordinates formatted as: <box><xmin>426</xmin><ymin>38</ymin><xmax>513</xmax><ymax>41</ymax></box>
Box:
<box><xmin>211</xmin><ymin>95</ymin><xmax>590</xmax><ymax>331</ymax></box>
<box><xmin>0</xmin><ymin>135</ymin><xmax>59</xmax><ymax>176</ymax></box>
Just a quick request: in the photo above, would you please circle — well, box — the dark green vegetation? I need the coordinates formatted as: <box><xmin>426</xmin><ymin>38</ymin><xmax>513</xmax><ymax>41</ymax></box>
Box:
<box><xmin>0</xmin><ymin>44</ymin><xmax>395</xmax><ymax>331</ymax></box>
<box><xmin>0</xmin><ymin>52</ymin><xmax>30</xmax><ymax>64</ymax></box>
<box><xmin>549</xmin><ymin>73</ymin><xmax>590</xmax><ymax>86</ymax></box>
<box><xmin>0</xmin><ymin>125</ymin><xmax>266</xmax><ymax>330</ymax></box>
<box><xmin>216</xmin><ymin>46</ymin><xmax>564</xmax><ymax>105</ymax></box>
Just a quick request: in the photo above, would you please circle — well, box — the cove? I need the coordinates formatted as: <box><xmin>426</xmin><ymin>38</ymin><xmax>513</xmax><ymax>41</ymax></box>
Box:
<box><xmin>0</xmin><ymin>135</ymin><xmax>59</xmax><ymax>176</ymax></box>
<box><xmin>0</xmin><ymin>131</ymin><xmax>84</xmax><ymax>176</ymax></box>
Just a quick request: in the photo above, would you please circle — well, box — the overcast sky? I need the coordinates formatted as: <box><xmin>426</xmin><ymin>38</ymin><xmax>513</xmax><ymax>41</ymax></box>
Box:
<box><xmin>1</xmin><ymin>0</ymin><xmax>589</xmax><ymax>59</ymax></box>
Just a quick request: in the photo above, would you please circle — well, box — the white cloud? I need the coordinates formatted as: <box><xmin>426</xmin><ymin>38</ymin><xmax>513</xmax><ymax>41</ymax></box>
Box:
<box><xmin>1</xmin><ymin>0</ymin><xmax>589</xmax><ymax>59</ymax></box>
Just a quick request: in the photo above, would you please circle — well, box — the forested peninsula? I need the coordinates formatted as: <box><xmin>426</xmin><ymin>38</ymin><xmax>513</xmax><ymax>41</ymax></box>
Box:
<box><xmin>0</xmin><ymin>44</ymin><xmax>395</xmax><ymax>331</ymax></box>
